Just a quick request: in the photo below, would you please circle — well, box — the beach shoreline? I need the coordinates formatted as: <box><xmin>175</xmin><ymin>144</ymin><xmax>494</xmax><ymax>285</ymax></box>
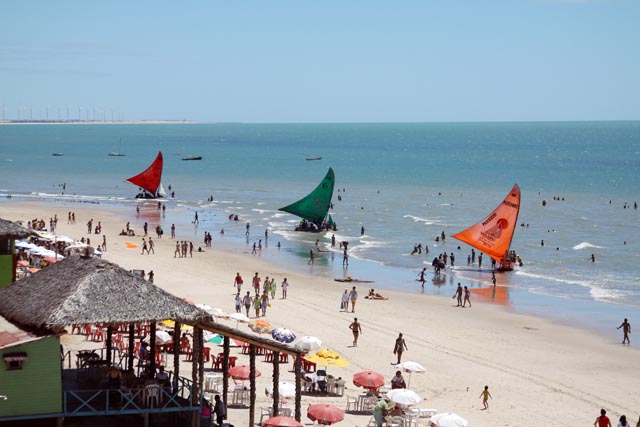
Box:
<box><xmin>2</xmin><ymin>199</ymin><xmax>639</xmax><ymax>426</ymax></box>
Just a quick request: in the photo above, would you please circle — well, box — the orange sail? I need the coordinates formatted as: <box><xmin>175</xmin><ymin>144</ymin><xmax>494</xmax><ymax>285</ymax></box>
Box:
<box><xmin>452</xmin><ymin>184</ymin><xmax>521</xmax><ymax>265</ymax></box>
<box><xmin>126</xmin><ymin>151</ymin><xmax>163</xmax><ymax>196</ymax></box>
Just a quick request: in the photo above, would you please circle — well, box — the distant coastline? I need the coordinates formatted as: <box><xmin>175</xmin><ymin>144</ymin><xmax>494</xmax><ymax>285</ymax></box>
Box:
<box><xmin>0</xmin><ymin>120</ymin><xmax>195</xmax><ymax>125</ymax></box>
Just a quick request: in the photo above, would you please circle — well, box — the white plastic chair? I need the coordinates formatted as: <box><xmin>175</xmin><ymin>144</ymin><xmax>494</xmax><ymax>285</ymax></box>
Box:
<box><xmin>259</xmin><ymin>407</ymin><xmax>272</xmax><ymax>424</ymax></box>
<box><xmin>144</xmin><ymin>384</ymin><xmax>160</xmax><ymax>407</ymax></box>
<box><xmin>346</xmin><ymin>395</ymin><xmax>358</xmax><ymax>412</ymax></box>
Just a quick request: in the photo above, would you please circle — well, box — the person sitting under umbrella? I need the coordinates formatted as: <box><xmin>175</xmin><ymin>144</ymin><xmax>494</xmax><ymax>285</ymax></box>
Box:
<box><xmin>373</xmin><ymin>396</ymin><xmax>392</xmax><ymax>427</ymax></box>
<box><xmin>390</xmin><ymin>370</ymin><xmax>406</xmax><ymax>389</ymax></box>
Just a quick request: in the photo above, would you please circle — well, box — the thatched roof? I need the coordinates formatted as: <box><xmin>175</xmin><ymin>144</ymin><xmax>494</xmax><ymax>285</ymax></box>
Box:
<box><xmin>0</xmin><ymin>218</ymin><xmax>33</xmax><ymax>239</ymax></box>
<box><xmin>0</xmin><ymin>255</ymin><xmax>209</xmax><ymax>333</ymax></box>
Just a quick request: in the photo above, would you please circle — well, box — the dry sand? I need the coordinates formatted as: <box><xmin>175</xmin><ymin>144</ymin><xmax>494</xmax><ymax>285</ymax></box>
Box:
<box><xmin>3</xmin><ymin>201</ymin><xmax>639</xmax><ymax>427</ymax></box>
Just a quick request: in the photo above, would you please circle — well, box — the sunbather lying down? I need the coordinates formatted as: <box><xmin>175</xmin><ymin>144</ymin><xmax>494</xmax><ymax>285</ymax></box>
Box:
<box><xmin>334</xmin><ymin>276</ymin><xmax>374</xmax><ymax>283</ymax></box>
<box><xmin>365</xmin><ymin>289</ymin><xmax>388</xmax><ymax>300</ymax></box>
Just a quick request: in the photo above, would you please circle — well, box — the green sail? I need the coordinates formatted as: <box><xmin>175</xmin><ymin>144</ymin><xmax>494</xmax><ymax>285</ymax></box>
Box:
<box><xmin>279</xmin><ymin>167</ymin><xmax>335</xmax><ymax>227</ymax></box>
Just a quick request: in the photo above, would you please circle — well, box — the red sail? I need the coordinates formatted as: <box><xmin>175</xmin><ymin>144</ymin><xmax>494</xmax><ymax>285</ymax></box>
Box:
<box><xmin>452</xmin><ymin>184</ymin><xmax>521</xmax><ymax>263</ymax></box>
<box><xmin>126</xmin><ymin>151</ymin><xmax>163</xmax><ymax>196</ymax></box>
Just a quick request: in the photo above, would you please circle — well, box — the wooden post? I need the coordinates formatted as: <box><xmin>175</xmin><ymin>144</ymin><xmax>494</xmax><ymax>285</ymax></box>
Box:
<box><xmin>249</xmin><ymin>344</ymin><xmax>256</xmax><ymax>427</ymax></box>
<box><xmin>191</xmin><ymin>327</ymin><xmax>199</xmax><ymax>406</ymax></box>
<box><xmin>294</xmin><ymin>354</ymin><xmax>302</xmax><ymax>421</ymax></box>
<box><xmin>150</xmin><ymin>322</ymin><xmax>157</xmax><ymax>373</ymax></box>
<box><xmin>173</xmin><ymin>321</ymin><xmax>181</xmax><ymax>391</ymax></box>
<box><xmin>272</xmin><ymin>351</ymin><xmax>280</xmax><ymax>416</ymax></box>
<box><xmin>222</xmin><ymin>336</ymin><xmax>230</xmax><ymax>410</ymax></box>
<box><xmin>197</xmin><ymin>327</ymin><xmax>204</xmax><ymax>405</ymax></box>
<box><xmin>106</xmin><ymin>325</ymin><xmax>113</xmax><ymax>364</ymax></box>
<box><xmin>127</xmin><ymin>323</ymin><xmax>135</xmax><ymax>371</ymax></box>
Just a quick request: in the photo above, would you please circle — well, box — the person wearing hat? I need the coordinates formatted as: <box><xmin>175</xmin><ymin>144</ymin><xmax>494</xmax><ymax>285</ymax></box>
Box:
<box><xmin>373</xmin><ymin>396</ymin><xmax>391</xmax><ymax>427</ymax></box>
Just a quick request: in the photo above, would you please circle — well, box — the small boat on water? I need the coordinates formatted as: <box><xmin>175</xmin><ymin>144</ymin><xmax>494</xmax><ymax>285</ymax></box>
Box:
<box><xmin>125</xmin><ymin>151</ymin><xmax>166</xmax><ymax>199</ymax></box>
<box><xmin>279</xmin><ymin>167</ymin><xmax>336</xmax><ymax>232</ymax></box>
<box><xmin>182</xmin><ymin>156</ymin><xmax>202</xmax><ymax>161</ymax></box>
<box><xmin>452</xmin><ymin>184</ymin><xmax>521</xmax><ymax>271</ymax></box>
<box><xmin>52</xmin><ymin>153</ymin><xmax>63</xmax><ymax>157</ymax></box>
<box><xmin>108</xmin><ymin>152</ymin><xmax>126</xmax><ymax>157</ymax></box>
<box><xmin>306</xmin><ymin>157</ymin><xmax>322</xmax><ymax>161</ymax></box>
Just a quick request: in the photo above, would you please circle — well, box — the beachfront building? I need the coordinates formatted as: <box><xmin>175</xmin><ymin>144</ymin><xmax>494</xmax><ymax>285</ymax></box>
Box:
<box><xmin>0</xmin><ymin>254</ymin><xmax>305</xmax><ymax>426</ymax></box>
<box><xmin>0</xmin><ymin>218</ymin><xmax>33</xmax><ymax>287</ymax></box>
<box><xmin>0</xmin><ymin>314</ymin><xmax>62</xmax><ymax>422</ymax></box>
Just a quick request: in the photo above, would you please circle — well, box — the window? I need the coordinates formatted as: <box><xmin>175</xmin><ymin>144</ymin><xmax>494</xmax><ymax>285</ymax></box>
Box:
<box><xmin>3</xmin><ymin>352</ymin><xmax>28</xmax><ymax>370</ymax></box>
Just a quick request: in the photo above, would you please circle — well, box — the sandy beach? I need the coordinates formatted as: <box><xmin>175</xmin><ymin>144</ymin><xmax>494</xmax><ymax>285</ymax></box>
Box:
<box><xmin>3</xmin><ymin>200</ymin><xmax>639</xmax><ymax>427</ymax></box>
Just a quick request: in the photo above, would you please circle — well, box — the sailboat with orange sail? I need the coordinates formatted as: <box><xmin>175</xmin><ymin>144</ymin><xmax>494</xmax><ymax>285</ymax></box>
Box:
<box><xmin>125</xmin><ymin>151</ymin><xmax>166</xmax><ymax>199</ymax></box>
<box><xmin>452</xmin><ymin>184</ymin><xmax>521</xmax><ymax>271</ymax></box>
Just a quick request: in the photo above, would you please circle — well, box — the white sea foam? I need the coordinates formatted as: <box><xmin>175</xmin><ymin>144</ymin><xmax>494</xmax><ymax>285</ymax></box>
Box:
<box><xmin>403</xmin><ymin>214</ymin><xmax>435</xmax><ymax>225</ymax></box>
<box><xmin>572</xmin><ymin>242</ymin><xmax>605</xmax><ymax>250</ymax></box>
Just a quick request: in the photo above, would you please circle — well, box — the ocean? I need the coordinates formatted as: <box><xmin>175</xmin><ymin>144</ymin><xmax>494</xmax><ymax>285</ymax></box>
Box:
<box><xmin>1</xmin><ymin>122</ymin><xmax>639</xmax><ymax>336</ymax></box>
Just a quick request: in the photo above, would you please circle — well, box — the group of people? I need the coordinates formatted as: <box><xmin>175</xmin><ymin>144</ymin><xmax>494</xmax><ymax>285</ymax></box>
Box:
<box><xmin>233</xmin><ymin>272</ymin><xmax>290</xmax><ymax>317</ymax></box>
<box><xmin>594</xmin><ymin>409</ymin><xmax>639</xmax><ymax>427</ymax></box>
<box><xmin>174</xmin><ymin>240</ymin><xmax>194</xmax><ymax>258</ymax></box>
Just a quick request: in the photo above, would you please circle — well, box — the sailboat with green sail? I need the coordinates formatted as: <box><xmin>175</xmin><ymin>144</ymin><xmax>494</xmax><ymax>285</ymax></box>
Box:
<box><xmin>279</xmin><ymin>167</ymin><xmax>336</xmax><ymax>232</ymax></box>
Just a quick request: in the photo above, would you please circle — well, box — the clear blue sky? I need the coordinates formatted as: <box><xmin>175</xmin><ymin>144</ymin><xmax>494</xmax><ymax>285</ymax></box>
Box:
<box><xmin>1</xmin><ymin>0</ymin><xmax>639</xmax><ymax>122</ymax></box>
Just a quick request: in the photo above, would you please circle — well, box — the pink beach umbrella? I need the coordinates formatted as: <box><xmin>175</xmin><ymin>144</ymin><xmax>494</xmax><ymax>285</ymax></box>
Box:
<box><xmin>262</xmin><ymin>416</ymin><xmax>303</xmax><ymax>427</ymax></box>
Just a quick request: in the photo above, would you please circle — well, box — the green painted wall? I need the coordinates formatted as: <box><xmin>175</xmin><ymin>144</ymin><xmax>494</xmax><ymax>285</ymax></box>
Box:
<box><xmin>0</xmin><ymin>336</ymin><xmax>62</xmax><ymax>418</ymax></box>
<box><xmin>0</xmin><ymin>239</ymin><xmax>14</xmax><ymax>287</ymax></box>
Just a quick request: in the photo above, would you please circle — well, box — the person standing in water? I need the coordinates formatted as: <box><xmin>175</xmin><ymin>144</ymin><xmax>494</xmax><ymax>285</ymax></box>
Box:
<box><xmin>452</xmin><ymin>283</ymin><xmax>463</xmax><ymax>307</ymax></box>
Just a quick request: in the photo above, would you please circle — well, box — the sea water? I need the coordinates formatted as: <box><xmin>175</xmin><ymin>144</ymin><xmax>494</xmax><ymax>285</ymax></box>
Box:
<box><xmin>1</xmin><ymin>122</ymin><xmax>639</xmax><ymax>336</ymax></box>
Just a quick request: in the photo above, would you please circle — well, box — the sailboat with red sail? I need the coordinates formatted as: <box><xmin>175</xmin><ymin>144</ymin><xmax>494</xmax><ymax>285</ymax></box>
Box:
<box><xmin>452</xmin><ymin>184</ymin><xmax>521</xmax><ymax>271</ymax></box>
<box><xmin>125</xmin><ymin>151</ymin><xmax>166</xmax><ymax>199</ymax></box>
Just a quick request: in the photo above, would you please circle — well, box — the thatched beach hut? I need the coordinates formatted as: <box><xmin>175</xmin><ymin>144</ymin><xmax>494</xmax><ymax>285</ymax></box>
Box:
<box><xmin>0</xmin><ymin>217</ymin><xmax>34</xmax><ymax>286</ymax></box>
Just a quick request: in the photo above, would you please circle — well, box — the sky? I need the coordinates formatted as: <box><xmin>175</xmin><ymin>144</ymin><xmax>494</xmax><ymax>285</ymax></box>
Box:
<box><xmin>1</xmin><ymin>0</ymin><xmax>639</xmax><ymax>122</ymax></box>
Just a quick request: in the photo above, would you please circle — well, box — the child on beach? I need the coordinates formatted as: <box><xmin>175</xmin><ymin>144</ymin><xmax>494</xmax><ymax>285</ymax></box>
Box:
<box><xmin>479</xmin><ymin>385</ymin><xmax>492</xmax><ymax>409</ymax></box>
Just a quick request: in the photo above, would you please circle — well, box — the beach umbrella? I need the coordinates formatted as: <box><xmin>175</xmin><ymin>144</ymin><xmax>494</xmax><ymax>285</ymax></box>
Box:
<box><xmin>272</xmin><ymin>328</ymin><xmax>296</xmax><ymax>343</ymax></box>
<box><xmin>144</xmin><ymin>330</ymin><xmax>172</xmax><ymax>345</ymax></box>
<box><xmin>162</xmin><ymin>319</ymin><xmax>193</xmax><ymax>331</ymax></box>
<box><xmin>307</xmin><ymin>404</ymin><xmax>344</xmax><ymax>425</ymax></box>
<box><xmin>304</xmin><ymin>349</ymin><xmax>349</xmax><ymax>368</ymax></box>
<box><xmin>265</xmin><ymin>381</ymin><xmax>297</xmax><ymax>399</ymax></box>
<box><xmin>17</xmin><ymin>260</ymin><xmax>29</xmax><ymax>268</ymax></box>
<box><xmin>430</xmin><ymin>412</ymin><xmax>469</xmax><ymax>427</ymax></box>
<box><xmin>294</xmin><ymin>336</ymin><xmax>322</xmax><ymax>352</ymax></box>
<box><xmin>43</xmin><ymin>256</ymin><xmax>63</xmax><ymax>264</ymax></box>
<box><xmin>196</xmin><ymin>304</ymin><xmax>228</xmax><ymax>319</ymax></box>
<box><xmin>262</xmin><ymin>416</ymin><xmax>303</xmax><ymax>427</ymax></box>
<box><xmin>353</xmin><ymin>370</ymin><xmax>385</xmax><ymax>390</ymax></box>
<box><xmin>229</xmin><ymin>365</ymin><xmax>261</xmax><ymax>381</ymax></box>
<box><xmin>395</xmin><ymin>361</ymin><xmax>426</xmax><ymax>387</ymax></box>
<box><xmin>205</xmin><ymin>333</ymin><xmax>242</xmax><ymax>347</ymax></box>
<box><xmin>228</xmin><ymin>312</ymin><xmax>251</xmax><ymax>328</ymax></box>
<box><xmin>386</xmin><ymin>389</ymin><xmax>422</xmax><ymax>407</ymax></box>
<box><xmin>248</xmin><ymin>319</ymin><xmax>273</xmax><ymax>334</ymax></box>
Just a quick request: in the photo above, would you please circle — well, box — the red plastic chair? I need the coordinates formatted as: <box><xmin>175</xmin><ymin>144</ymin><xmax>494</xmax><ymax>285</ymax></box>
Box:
<box><xmin>203</xmin><ymin>347</ymin><xmax>211</xmax><ymax>362</ymax></box>
<box><xmin>279</xmin><ymin>353</ymin><xmax>289</xmax><ymax>363</ymax></box>
<box><xmin>229</xmin><ymin>356</ymin><xmax>237</xmax><ymax>368</ymax></box>
<box><xmin>264</xmin><ymin>350</ymin><xmax>274</xmax><ymax>362</ymax></box>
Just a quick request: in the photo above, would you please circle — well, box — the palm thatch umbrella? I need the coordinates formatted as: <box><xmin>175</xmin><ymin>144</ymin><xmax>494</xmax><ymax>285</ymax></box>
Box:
<box><xmin>0</xmin><ymin>218</ymin><xmax>34</xmax><ymax>239</ymax></box>
<box><xmin>0</xmin><ymin>255</ymin><xmax>209</xmax><ymax>331</ymax></box>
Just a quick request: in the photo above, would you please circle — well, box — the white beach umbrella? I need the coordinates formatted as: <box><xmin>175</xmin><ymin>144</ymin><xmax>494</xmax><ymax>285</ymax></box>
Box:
<box><xmin>144</xmin><ymin>330</ymin><xmax>172</xmax><ymax>345</ymax></box>
<box><xmin>294</xmin><ymin>336</ymin><xmax>323</xmax><ymax>352</ymax></box>
<box><xmin>430</xmin><ymin>412</ymin><xmax>468</xmax><ymax>427</ymax></box>
<box><xmin>265</xmin><ymin>381</ymin><xmax>297</xmax><ymax>399</ymax></box>
<box><xmin>386</xmin><ymin>389</ymin><xmax>422</xmax><ymax>407</ymax></box>
<box><xmin>15</xmin><ymin>241</ymin><xmax>36</xmax><ymax>249</ymax></box>
<box><xmin>228</xmin><ymin>312</ymin><xmax>250</xmax><ymax>328</ymax></box>
<box><xmin>395</xmin><ymin>361</ymin><xmax>426</xmax><ymax>387</ymax></box>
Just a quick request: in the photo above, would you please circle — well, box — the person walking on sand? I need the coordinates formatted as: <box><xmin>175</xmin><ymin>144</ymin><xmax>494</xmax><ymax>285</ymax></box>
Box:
<box><xmin>349</xmin><ymin>286</ymin><xmax>358</xmax><ymax>313</ymax></box>
<box><xmin>260</xmin><ymin>292</ymin><xmax>269</xmax><ymax>317</ymax></box>
<box><xmin>234</xmin><ymin>292</ymin><xmax>242</xmax><ymax>313</ymax></box>
<box><xmin>308</xmin><ymin>249</ymin><xmax>315</xmax><ymax>265</ymax></box>
<box><xmin>594</xmin><ymin>409</ymin><xmax>612</xmax><ymax>427</ymax></box>
<box><xmin>234</xmin><ymin>272</ymin><xmax>243</xmax><ymax>292</ymax></box>
<box><xmin>341</xmin><ymin>289</ymin><xmax>349</xmax><ymax>311</ymax></box>
<box><xmin>393</xmin><ymin>333</ymin><xmax>408</xmax><ymax>364</ymax></box>
<box><xmin>242</xmin><ymin>291</ymin><xmax>252</xmax><ymax>317</ymax></box>
<box><xmin>148</xmin><ymin>237</ymin><xmax>155</xmax><ymax>254</ymax></box>
<box><xmin>252</xmin><ymin>273</ymin><xmax>261</xmax><ymax>295</ymax></box>
<box><xmin>343</xmin><ymin>248</ymin><xmax>349</xmax><ymax>266</ymax></box>
<box><xmin>141</xmin><ymin>238</ymin><xmax>148</xmax><ymax>255</ymax></box>
<box><xmin>349</xmin><ymin>317</ymin><xmax>362</xmax><ymax>347</ymax></box>
<box><xmin>617</xmin><ymin>318</ymin><xmax>631</xmax><ymax>344</ymax></box>
<box><xmin>252</xmin><ymin>294</ymin><xmax>261</xmax><ymax>318</ymax></box>
<box><xmin>281</xmin><ymin>278</ymin><xmax>289</xmax><ymax>299</ymax></box>
<box><xmin>102</xmin><ymin>235</ymin><xmax>107</xmax><ymax>252</ymax></box>
<box><xmin>452</xmin><ymin>283</ymin><xmax>463</xmax><ymax>307</ymax></box>
<box><xmin>462</xmin><ymin>286</ymin><xmax>472</xmax><ymax>307</ymax></box>
<box><xmin>174</xmin><ymin>241</ymin><xmax>181</xmax><ymax>258</ymax></box>
<box><xmin>479</xmin><ymin>385</ymin><xmax>492</xmax><ymax>410</ymax></box>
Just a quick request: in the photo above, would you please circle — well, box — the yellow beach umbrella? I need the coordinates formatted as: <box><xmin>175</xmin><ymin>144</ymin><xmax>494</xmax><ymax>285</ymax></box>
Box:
<box><xmin>162</xmin><ymin>320</ymin><xmax>193</xmax><ymax>331</ymax></box>
<box><xmin>303</xmin><ymin>349</ymin><xmax>350</xmax><ymax>368</ymax></box>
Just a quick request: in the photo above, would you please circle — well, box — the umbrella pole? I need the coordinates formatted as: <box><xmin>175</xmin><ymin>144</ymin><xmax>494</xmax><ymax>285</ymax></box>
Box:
<box><xmin>407</xmin><ymin>371</ymin><xmax>412</xmax><ymax>388</ymax></box>
<box><xmin>173</xmin><ymin>321</ymin><xmax>181</xmax><ymax>391</ymax></box>
<box><xmin>149</xmin><ymin>322</ymin><xmax>157</xmax><ymax>373</ymax></box>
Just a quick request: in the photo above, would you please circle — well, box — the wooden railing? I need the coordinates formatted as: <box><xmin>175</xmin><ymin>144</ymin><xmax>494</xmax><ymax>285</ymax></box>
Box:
<box><xmin>62</xmin><ymin>376</ymin><xmax>199</xmax><ymax>417</ymax></box>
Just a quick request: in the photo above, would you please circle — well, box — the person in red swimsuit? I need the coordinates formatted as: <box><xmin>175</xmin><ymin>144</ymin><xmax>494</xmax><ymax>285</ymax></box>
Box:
<box><xmin>594</xmin><ymin>409</ymin><xmax>612</xmax><ymax>427</ymax></box>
